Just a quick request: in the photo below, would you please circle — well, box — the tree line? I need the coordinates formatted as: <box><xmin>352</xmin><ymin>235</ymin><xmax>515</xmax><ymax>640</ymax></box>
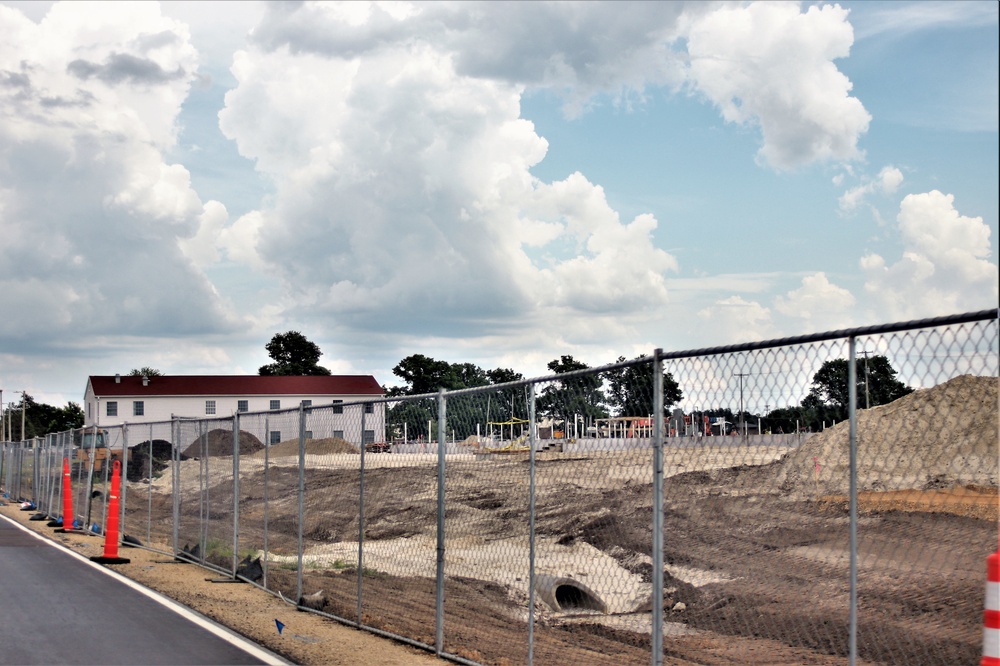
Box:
<box><xmin>3</xmin><ymin>331</ymin><xmax>913</xmax><ymax>441</ymax></box>
<box><xmin>380</xmin><ymin>349</ymin><xmax>911</xmax><ymax>439</ymax></box>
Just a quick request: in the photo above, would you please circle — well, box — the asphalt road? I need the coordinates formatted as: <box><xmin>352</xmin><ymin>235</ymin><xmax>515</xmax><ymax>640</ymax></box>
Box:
<box><xmin>0</xmin><ymin>513</ymin><xmax>285</xmax><ymax>665</ymax></box>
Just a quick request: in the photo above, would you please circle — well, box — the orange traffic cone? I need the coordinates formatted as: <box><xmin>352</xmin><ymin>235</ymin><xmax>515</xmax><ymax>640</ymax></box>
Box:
<box><xmin>91</xmin><ymin>460</ymin><xmax>129</xmax><ymax>564</ymax></box>
<box><xmin>984</xmin><ymin>549</ymin><xmax>1000</xmax><ymax>665</ymax></box>
<box><xmin>55</xmin><ymin>457</ymin><xmax>84</xmax><ymax>534</ymax></box>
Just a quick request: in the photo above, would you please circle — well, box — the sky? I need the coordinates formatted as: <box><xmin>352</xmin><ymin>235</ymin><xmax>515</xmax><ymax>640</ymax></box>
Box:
<box><xmin>0</xmin><ymin>0</ymin><xmax>997</xmax><ymax>409</ymax></box>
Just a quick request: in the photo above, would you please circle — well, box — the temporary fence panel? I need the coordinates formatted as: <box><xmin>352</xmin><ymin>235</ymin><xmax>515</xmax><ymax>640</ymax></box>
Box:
<box><xmin>357</xmin><ymin>395</ymin><xmax>441</xmax><ymax>647</ymax></box>
<box><xmin>119</xmin><ymin>420</ymin><xmax>179</xmax><ymax>555</ymax></box>
<box><xmin>4</xmin><ymin>309</ymin><xmax>997</xmax><ymax>666</ymax></box>
<box><xmin>234</xmin><ymin>410</ymin><xmax>271</xmax><ymax>587</ymax></box>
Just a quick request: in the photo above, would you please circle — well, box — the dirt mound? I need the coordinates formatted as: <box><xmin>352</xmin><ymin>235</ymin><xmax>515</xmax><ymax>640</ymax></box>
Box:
<box><xmin>182</xmin><ymin>429</ymin><xmax>264</xmax><ymax>458</ymax></box>
<box><xmin>264</xmin><ymin>437</ymin><xmax>359</xmax><ymax>457</ymax></box>
<box><xmin>769</xmin><ymin>374</ymin><xmax>998</xmax><ymax>496</ymax></box>
<box><xmin>127</xmin><ymin>439</ymin><xmax>183</xmax><ymax>481</ymax></box>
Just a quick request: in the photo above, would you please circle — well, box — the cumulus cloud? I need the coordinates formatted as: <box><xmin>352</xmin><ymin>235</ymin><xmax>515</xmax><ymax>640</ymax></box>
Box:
<box><xmin>773</xmin><ymin>272</ymin><xmax>856</xmax><ymax>331</ymax></box>
<box><xmin>685</xmin><ymin>2</ymin><xmax>871</xmax><ymax>169</ymax></box>
<box><xmin>697</xmin><ymin>296</ymin><xmax>774</xmax><ymax>343</ymax></box>
<box><xmin>213</xmin><ymin>0</ymin><xmax>871</xmax><ymax>354</ymax></box>
<box><xmin>249</xmin><ymin>1</ymin><xmax>693</xmax><ymax>115</ymax></box>
<box><xmin>0</xmin><ymin>2</ymin><xmax>238</xmax><ymax>345</ymax></box>
<box><xmin>838</xmin><ymin>165</ymin><xmax>904</xmax><ymax>213</ymax></box>
<box><xmin>218</xmin><ymin>5</ymin><xmax>680</xmax><ymax>345</ymax></box>
<box><xmin>247</xmin><ymin>2</ymin><xmax>869</xmax><ymax>163</ymax></box>
<box><xmin>861</xmin><ymin>190</ymin><xmax>998</xmax><ymax>319</ymax></box>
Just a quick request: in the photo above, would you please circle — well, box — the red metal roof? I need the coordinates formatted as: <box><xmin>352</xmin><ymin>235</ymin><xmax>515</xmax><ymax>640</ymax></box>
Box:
<box><xmin>87</xmin><ymin>375</ymin><xmax>384</xmax><ymax>398</ymax></box>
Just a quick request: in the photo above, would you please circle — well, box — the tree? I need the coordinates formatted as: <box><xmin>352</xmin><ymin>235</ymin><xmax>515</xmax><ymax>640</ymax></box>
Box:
<box><xmin>536</xmin><ymin>355</ymin><xmax>608</xmax><ymax>424</ymax></box>
<box><xmin>605</xmin><ymin>355</ymin><xmax>683</xmax><ymax>417</ymax></box>
<box><xmin>2</xmin><ymin>393</ymin><xmax>84</xmax><ymax>440</ymax></box>
<box><xmin>802</xmin><ymin>355</ymin><xmax>913</xmax><ymax>423</ymax></box>
<box><xmin>385</xmin><ymin>355</ymin><xmax>525</xmax><ymax>441</ymax></box>
<box><xmin>258</xmin><ymin>331</ymin><xmax>331</xmax><ymax>376</ymax></box>
<box><xmin>128</xmin><ymin>367</ymin><xmax>162</xmax><ymax>377</ymax></box>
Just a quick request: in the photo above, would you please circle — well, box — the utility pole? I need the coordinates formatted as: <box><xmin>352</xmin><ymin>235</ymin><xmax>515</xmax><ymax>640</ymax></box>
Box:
<box><xmin>858</xmin><ymin>351</ymin><xmax>872</xmax><ymax>409</ymax></box>
<box><xmin>733</xmin><ymin>372</ymin><xmax>750</xmax><ymax>437</ymax></box>
<box><xmin>20</xmin><ymin>391</ymin><xmax>26</xmax><ymax>443</ymax></box>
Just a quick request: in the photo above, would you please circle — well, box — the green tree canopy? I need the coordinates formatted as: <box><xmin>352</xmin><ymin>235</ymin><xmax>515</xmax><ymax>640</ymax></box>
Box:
<box><xmin>128</xmin><ymin>367</ymin><xmax>162</xmax><ymax>377</ymax></box>
<box><xmin>258</xmin><ymin>331</ymin><xmax>331</xmax><ymax>376</ymax></box>
<box><xmin>802</xmin><ymin>355</ymin><xmax>913</xmax><ymax>421</ymax></box>
<box><xmin>604</xmin><ymin>355</ymin><xmax>683</xmax><ymax>417</ymax></box>
<box><xmin>385</xmin><ymin>355</ymin><xmax>526</xmax><ymax>441</ymax></box>
<box><xmin>387</xmin><ymin>355</ymin><xmax>519</xmax><ymax>396</ymax></box>
<box><xmin>536</xmin><ymin>355</ymin><xmax>609</xmax><ymax>423</ymax></box>
<box><xmin>3</xmin><ymin>393</ymin><xmax>84</xmax><ymax>440</ymax></box>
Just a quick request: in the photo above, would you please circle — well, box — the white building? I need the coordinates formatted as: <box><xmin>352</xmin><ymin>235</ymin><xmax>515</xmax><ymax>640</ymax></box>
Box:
<box><xmin>84</xmin><ymin>374</ymin><xmax>386</xmax><ymax>445</ymax></box>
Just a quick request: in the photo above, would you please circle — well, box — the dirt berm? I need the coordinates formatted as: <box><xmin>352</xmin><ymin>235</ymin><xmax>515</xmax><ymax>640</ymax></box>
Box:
<box><xmin>754</xmin><ymin>374</ymin><xmax>998</xmax><ymax>497</ymax></box>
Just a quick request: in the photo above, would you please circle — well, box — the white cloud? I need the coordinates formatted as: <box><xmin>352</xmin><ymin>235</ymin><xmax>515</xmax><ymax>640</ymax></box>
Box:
<box><xmin>878</xmin><ymin>165</ymin><xmax>905</xmax><ymax>194</ymax></box>
<box><xmin>245</xmin><ymin>2</ymin><xmax>869</xmax><ymax>168</ymax></box>
<box><xmin>838</xmin><ymin>165</ymin><xmax>904</xmax><ymax>212</ymax></box>
<box><xmin>773</xmin><ymin>272</ymin><xmax>856</xmax><ymax>331</ymax></box>
<box><xmin>0</xmin><ymin>1</ymin><xmax>240</xmax><ymax>346</ymax></box>
<box><xmin>218</xmin><ymin>8</ymin><xmax>679</xmax><ymax>347</ymax></box>
<box><xmin>179</xmin><ymin>199</ymin><xmax>228</xmax><ymax>267</ymax></box>
<box><xmin>685</xmin><ymin>2</ymin><xmax>871</xmax><ymax>170</ymax></box>
<box><xmin>861</xmin><ymin>190</ymin><xmax>998</xmax><ymax>318</ymax></box>
<box><xmin>211</xmin><ymin>0</ymin><xmax>879</xmax><ymax>358</ymax></box>
<box><xmin>852</xmin><ymin>0</ymin><xmax>999</xmax><ymax>41</ymax></box>
<box><xmin>248</xmin><ymin>1</ymin><xmax>693</xmax><ymax>116</ymax></box>
<box><xmin>697</xmin><ymin>296</ymin><xmax>774</xmax><ymax>343</ymax></box>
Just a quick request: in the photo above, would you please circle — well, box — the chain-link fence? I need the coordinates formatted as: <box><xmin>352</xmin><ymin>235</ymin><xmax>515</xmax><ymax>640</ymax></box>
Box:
<box><xmin>2</xmin><ymin>309</ymin><xmax>997</xmax><ymax>665</ymax></box>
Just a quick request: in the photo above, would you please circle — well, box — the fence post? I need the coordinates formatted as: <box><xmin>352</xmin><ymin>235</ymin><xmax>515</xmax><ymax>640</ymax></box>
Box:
<box><xmin>528</xmin><ymin>383</ymin><xmax>537</xmax><ymax>666</ymax></box>
<box><xmin>119</xmin><ymin>425</ymin><xmax>129</xmax><ymax>542</ymax></box>
<box><xmin>232</xmin><ymin>413</ymin><xmax>241</xmax><ymax>577</ymax></box>
<box><xmin>199</xmin><ymin>421</ymin><xmax>207</xmax><ymax>561</ymax></box>
<box><xmin>358</xmin><ymin>403</ymin><xmax>367</xmax><ymax>625</ymax></box>
<box><xmin>84</xmin><ymin>425</ymin><xmax>97</xmax><ymax>529</ymax></box>
<box><xmin>263</xmin><ymin>414</ymin><xmax>270</xmax><ymax>590</ymax></box>
<box><xmin>58</xmin><ymin>434</ymin><xmax>68</xmax><ymax>522</ymax></box>
<box><xmin>296</xmin><ymin>404</ymin><xmax>306</xmax><ymax>606</ymax></box>
<box><xmin>652</xmin><ymin>350</ymin><xmax>665</xmax><ymax>666</ymax></box>
<box><xmin>32</xmin><ymin>440</ymin><xmax>40</xmax><ymax>503</ymax></box>
<box><xmin>172</xmin><ymin>418</ymin><xmax>180</xmax><ymax>556</ymax></box>
<box><xmin>435</xmin><ymin>389</ymin><xmax>447</xmax><ymax>656</ymax></box>
<box><xmin>848</xmin><ymin>337</ymin><xmax>859</xmax><ymax>666</ymax></box>
<box><xmin>146</xmin><ymin>424</ymin><xmax>153</xmax><ymax>546</ymax></box>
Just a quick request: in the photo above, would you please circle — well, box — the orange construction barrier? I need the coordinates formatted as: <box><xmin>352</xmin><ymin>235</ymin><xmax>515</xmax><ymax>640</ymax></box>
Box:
<box><xmin>55</xmin><ymin>457</ymin><xmax>84</xmax><ymax>534</ymax></box>
<box><xmin>984</xmin><ymin>550</ymin><xmax>1000</xmax><ymax>665</ymax></box>
<box><xmin>91</xmin><ymin>460</ymin><xmax>129</xmax><ymax>564</ymax></box>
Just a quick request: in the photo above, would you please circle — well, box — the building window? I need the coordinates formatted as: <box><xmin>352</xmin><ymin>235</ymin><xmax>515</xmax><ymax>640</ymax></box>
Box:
<box><xmin>332</xmin><ymin>400</ymin><xmax>343</xmax><ymax>414</ymax></box>
<box><xmin>106</xmin><ymin>401</ymin><xmax>118</xmax><ymax>417</ymax></box>
<box><xmin>269</xmin><ymin>431</ymin><xmax>281</xmax><ymax>445</ymax></box>
<box><xmin>205</xmin><ymin>400</ymin><xmax>216</xmax><ymax>415</ymax></box>
<box><xmin>333</xmin><ymin>430</ymin><xmax>344</xmax><ymax>440</ymax></box>
<box><xmin>270</xmin><ymin>400</ymin><xmax>280</xmax><ymax>410</ymax></box>
<box><xmin>363</xmin><ymin>430</ymin><xmax>375</xmax><ymax>444</ymax></box>
<box><xmin>133</xmin><ymin>401</ymin><xmax>144</xmax><ymax>416</ymax></box>
<box><xmin>364</xmin><ymin>402</ymin><xmax>374</xmax><ymax>414</ymax></box>
<box><xmin>237</xmin><ymin>400</ymin><xmax>248</xmax><ymax>413</ymax></box>
<box><xmin>301</xmin><ymin>399</ymin><xmax>312</xmax><ymax>407</ymax></box>
<box><xmin>304</xmin><ymin>430</ymin><xmax>313</xmax><ymax>439</ymax></box>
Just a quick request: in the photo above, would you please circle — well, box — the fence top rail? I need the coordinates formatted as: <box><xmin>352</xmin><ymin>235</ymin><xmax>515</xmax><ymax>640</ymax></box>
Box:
<box><xmin>4</xmin><ymin>309</ymin><xmax>996</xmax><ymax>448</ymax></box>
<box><xmin>399</xmin><ymin>308</ymin><xmax>999</xmax><ymax>400</ymax></box>
<box><xmin>656</xmin><ymin>308</ymin><xmax>997</xmax><ymax>361</ymax></box>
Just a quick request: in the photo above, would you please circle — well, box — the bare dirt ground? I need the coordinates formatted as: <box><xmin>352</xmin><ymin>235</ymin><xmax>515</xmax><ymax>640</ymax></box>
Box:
<box><xmin>6</xmin><ymin>374</ymin><xmax>998</xmax><ymax>665</ymax></box>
